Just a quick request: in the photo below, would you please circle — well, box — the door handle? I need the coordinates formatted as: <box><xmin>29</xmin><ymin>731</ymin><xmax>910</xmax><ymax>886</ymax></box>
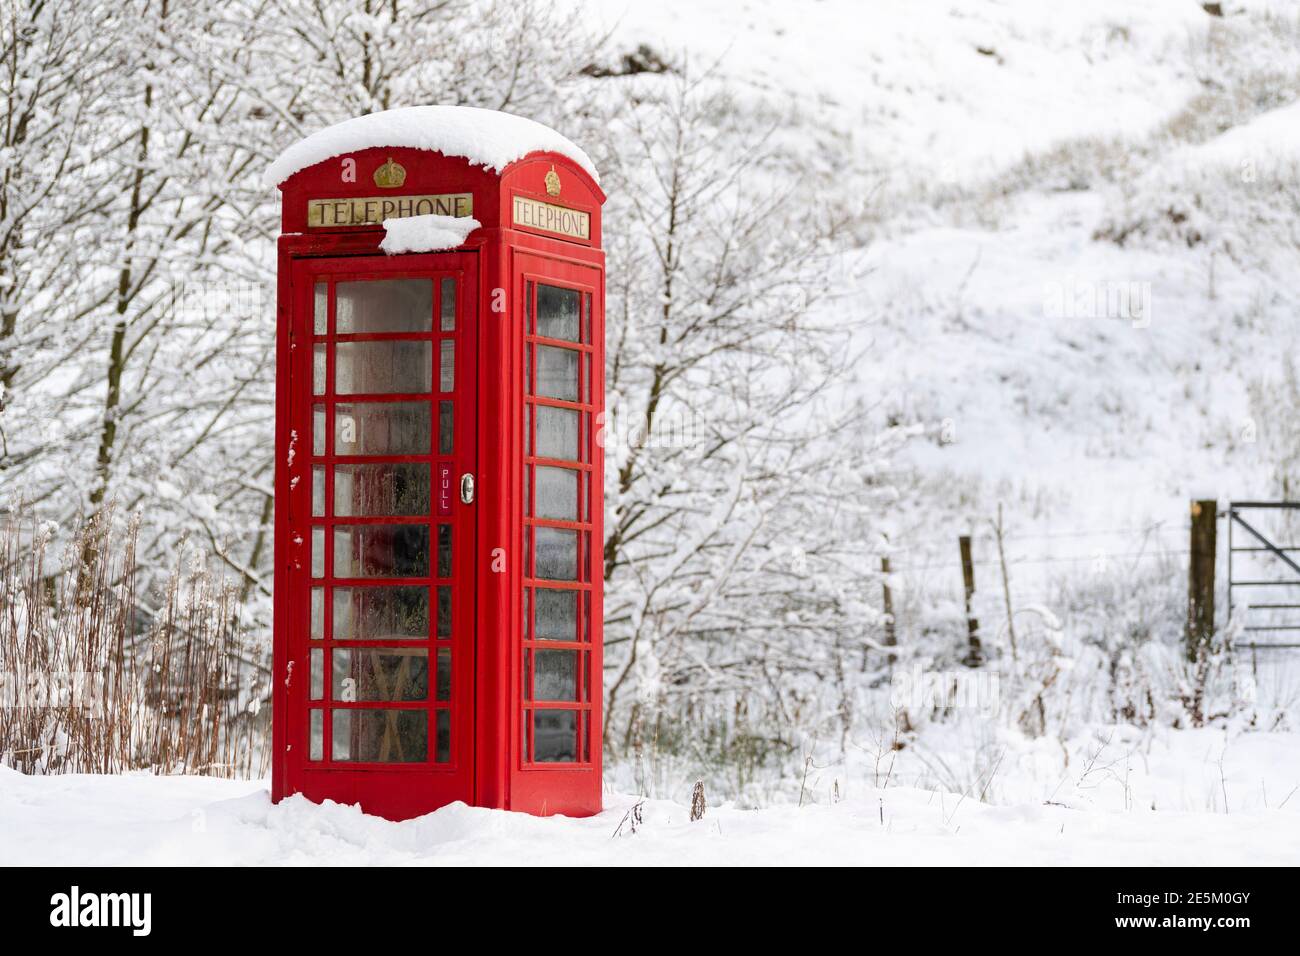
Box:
<box><xmin>460</xmin><ymin>472</ymin><xmax>475</xmax><ymax>505</ymax></box>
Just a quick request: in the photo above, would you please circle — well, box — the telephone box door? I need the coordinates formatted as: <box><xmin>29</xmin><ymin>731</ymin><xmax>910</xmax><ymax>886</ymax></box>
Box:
<box><xmin>285</xmin><ymin>253</ymin><xmax>477</xmax><ymax>819</ymax></box>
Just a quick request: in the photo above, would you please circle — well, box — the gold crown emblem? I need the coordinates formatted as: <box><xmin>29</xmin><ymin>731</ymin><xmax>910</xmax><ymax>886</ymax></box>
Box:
<box><xmin>544</xmin><ymin>165</ymin><xmax>562</xmax><ymax>197</ymax></box>
<box><xmin>373</xmin><ymin>157</ymin><xmax>406</xmax><ymax>188</ymax></box>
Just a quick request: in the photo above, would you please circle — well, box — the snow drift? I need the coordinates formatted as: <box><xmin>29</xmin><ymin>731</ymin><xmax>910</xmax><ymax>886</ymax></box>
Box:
<box><xmin>265</xmin><ymin>105</ymin><xmax>600</xmax><ymax>187</ymax></box>
<box><xmin>379</xmin><ymin>214</ymin><xmax>480</xmax><ymax>254</ymax></box>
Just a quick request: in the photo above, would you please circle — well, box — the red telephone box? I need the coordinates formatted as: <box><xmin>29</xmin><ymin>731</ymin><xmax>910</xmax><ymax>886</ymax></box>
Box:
<box><xmin>269</xmin><ymin>107</ymin><xmax>605</xmax><ymax>820</ymax></box>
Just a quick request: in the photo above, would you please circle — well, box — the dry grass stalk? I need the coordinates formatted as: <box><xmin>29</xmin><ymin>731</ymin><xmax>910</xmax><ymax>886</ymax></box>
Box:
<box><xmin>0</xmin><ymin>505</ymin><xmax>268</xmax><ymax>778</ymax></box>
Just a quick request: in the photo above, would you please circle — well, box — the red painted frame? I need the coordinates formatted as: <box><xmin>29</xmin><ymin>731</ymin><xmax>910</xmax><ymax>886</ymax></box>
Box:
<box><xmin>509</xmin><ymin>253</ymin><xmax>604</xmax><ymax>815</ymax></box>
<box><xmin>274</xmin><ymin>144</ymin><xmax>605</xmax><ymax>820</ymax></box>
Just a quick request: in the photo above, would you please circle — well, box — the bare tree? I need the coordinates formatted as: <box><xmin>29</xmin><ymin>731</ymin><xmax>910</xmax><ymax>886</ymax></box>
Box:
<box><xmin>0</xmin><ymin>1</ymin><xmax>124</xmax><ymax>493</ymax></box>
<box><xmin>594</xmin><ymin>69</ymin><xmax>906</xmax><ymax>765</ymax></box>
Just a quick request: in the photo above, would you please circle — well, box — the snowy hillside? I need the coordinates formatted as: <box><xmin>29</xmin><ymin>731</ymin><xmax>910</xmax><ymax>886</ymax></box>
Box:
<box><xmin>571</xmin><ymin>0</ymin><xmax>1300</xmax><ymax>817</ymax></box>
<box><xmin>589</xmin><ymin>0</ymin><xmax>1211</xmax><ymax>173</ymax></box>
<box><xmin>588</xmin><ymin>0</ymin><xmax>1300</xmax><ymax>592</ymax></box>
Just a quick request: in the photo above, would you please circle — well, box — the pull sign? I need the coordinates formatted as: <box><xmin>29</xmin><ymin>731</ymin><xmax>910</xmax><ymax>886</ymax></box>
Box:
<box><xmin>437</xmin><ymin>464</ymin><xmax>453</xmax><ymax>515</ymax></box>
<box><xmin>460</xmin><ymin>473</ymin><xmax>475</xmax><ymax>505</ymax></box>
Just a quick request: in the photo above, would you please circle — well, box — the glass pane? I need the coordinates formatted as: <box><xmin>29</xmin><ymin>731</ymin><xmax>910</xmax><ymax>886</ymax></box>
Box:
<box><xmin>437</xmin><ymin>585</ymin><xmax>451</xmax><ymax>637</ymax></box>
<box><xmin>333</xmin><ymin>649</ymin><xmax>428</xmax><ymax>701</ymax></box>
<box><xmin>313</xmin><ymin>282</ymin><xmax>328</xmax><ymax>335</ymax></box>
<box><xmin>332</xmin><ymin>709</ymin><xmax>426</xmax><ymax>763</ymax></box>
<box><xmin>437</xmin><ymin>524</ymin><xmax>452</xmax><ymax>578</ymax></box>
<box><xmin>336</xmin><ymin>341</ymin><xmax>431</xmax><ymax>395</ymax></box>
<box><xmin>439</xmin><ymin>401</ymin><xmax>454</xmax><ymax>455</ymax></box>
<box><xmin>537</xmin><ymin>284</ymin><xmax>580</xmax><ymax>342</ymax></box>
<box><xmin>312</xmin><ymin>465</ymin><xmax>325</xmax><ymax>517</ymax></box>
<box><xmin>313</xmin><ymin>405</ymin><xmax>325</xmax><ymax>456</ymax></box>
<box><xmin>435</xmin><ymin>710</ymin><xmax>450</xmax><ymax>763</ymax></box>
<box><xmin>536</xmin><ymin>345</ymin><xmax>578</xmax><ymax>402</ymax></box>
<box><xmin>311</xmin><ymin>527</ymin><xmax>324</xmax><ymax>579</ymax></box>
<box><xmin>309</xmin><ymin>710</ymin><xmax>323</xmax><ymax>760</ymax></box>
<box><xmin>312</xmin><ymin>344</ymin><xmax>326</xmax><ymax>395</ymax></box>
<box><xmin>309</xmin><ymin>648</ymin><xmax>323</xmax><ymax>700</ymax></box>
<box><xmin>333</xmin><ymin>586</ymin><xmax>428</xmax><ymax>640</ymax></box>
<box><xmin>440</xmin><ymin>340</ymin><xmax>455</xmax><ymax>392</ymax></box>
<box><xmin>336</xmin><ymin>279</ymin><xmax>432</xmax><ymax>333</ymax></box>
<box><xmin>334</xmin><ymin>463</ymin><xmax>429</xmax><ymax>516</ymax></box>
<box><xmin>535</xmin><ymin>588</ymin><xmax>577</xmax><ymax>641</ymax></box>
<box><xmin>535</xmin><ymin>466</ymin><xmax>578</xmax><ymax>521</ymax></box>
<box><xmin>534</xmin><ymin>527</ymin><xmax>577</xmax><ymax>580</ymax></box>
<box><xmin>335</xmin><ymin>402</ymin><xmax>430</xmax><ymax>456</ymax></box>
<box><xmin>533</xmin><ymin>710</ymin><xmax>576</xmax><ymax>762</ymax></box>
<box><xmin>333</xmin><ymin>525</ymin><xmax>429</xmax><ymax>578</ymax></box>
<box><xmin>440</xmin><ymin>278</ymin><xmax>456</xmax><ymax>331</ymax></box>
<box><xmin>310</xmin><ymin>587</ymin><xmax>324</xmax><ymax>639</ymax></box>
<box><xmin>436</xmin><ymin>648</ymin><xmax>451</xmax><ymax>701</ymax></box>
<box><xmin>535</xmin><ymin>405</ymin><xmax>579</xmax><ymax>460</ymax></box>
<box><xmin>534</xmin><ymin>649</ymin><xmax>577</xmax><ymax>701</ymax></box>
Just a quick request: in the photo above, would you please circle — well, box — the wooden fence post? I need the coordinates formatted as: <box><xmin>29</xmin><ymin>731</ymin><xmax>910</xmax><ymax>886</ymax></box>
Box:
<box><xmin>960</xmin><ymin>534</ymin><xmax>981</xmax><ymax>666</ymax></box>
<box><xmin>1186</xmin><ymin>499</ymin><xmax>1217</xmax><ymax>661</ymax></box>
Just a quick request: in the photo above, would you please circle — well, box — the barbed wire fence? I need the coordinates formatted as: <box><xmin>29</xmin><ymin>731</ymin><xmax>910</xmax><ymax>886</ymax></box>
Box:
<box><xmin>868</xmin><ymin>503</ymin><xmax>1300</xmax><ymax>665</ymax></box>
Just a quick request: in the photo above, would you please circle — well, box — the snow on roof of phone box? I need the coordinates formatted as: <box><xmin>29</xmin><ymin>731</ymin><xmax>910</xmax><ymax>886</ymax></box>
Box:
<box><xmin>265</xmin><ymin>106</ymin><xmax>600</xmax><ymax>187</ymax></box>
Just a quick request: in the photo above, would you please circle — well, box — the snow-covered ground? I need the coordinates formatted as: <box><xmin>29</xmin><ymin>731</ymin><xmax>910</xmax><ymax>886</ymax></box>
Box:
<box><xmin>5</xmin><ymin>727</ymin><xmax>1297</xmax><ymax>865</ymax></box>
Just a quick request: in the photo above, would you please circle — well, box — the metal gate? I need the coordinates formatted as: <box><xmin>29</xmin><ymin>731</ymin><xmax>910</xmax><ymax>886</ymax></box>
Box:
<box><xmin>1226</xmin><ymin>501</ymin><xmax>1300</xmax><ymax>653</ymax></box>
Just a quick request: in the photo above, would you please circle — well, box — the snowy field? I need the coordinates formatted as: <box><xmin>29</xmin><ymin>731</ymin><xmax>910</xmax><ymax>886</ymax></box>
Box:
<box><xmin>5</xmin><ymin>727</ymin><xmax>1297</xmax><ymax>866</ymax></box>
